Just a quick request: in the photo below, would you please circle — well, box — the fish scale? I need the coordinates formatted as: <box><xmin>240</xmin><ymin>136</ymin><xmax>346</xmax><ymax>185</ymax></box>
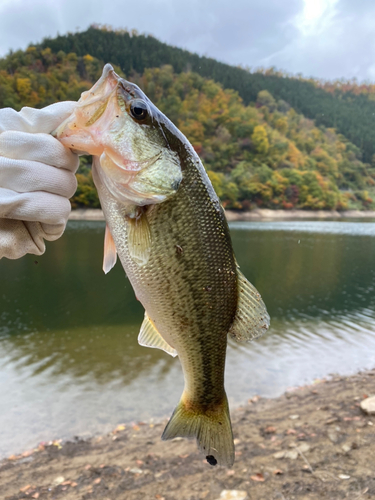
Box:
<box><xmin>99</xmin><ymin>153</ymin><xmax>238</xmax><ymax>409</ymax></box>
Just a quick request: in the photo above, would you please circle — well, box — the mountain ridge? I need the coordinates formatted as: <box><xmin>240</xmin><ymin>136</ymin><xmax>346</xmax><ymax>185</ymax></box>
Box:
<box><xmin>38</xmin><ymin>26</ymin><xmax>375</xmax><ymax>163</ymax></box>
<box><xmin>0</xmin><ymin>26</ymin><xmax>374</xmax><ymax>211</ymax></box>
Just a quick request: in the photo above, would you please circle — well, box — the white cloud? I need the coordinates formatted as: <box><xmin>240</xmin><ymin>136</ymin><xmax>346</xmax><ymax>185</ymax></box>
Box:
<box><xmin>261</xmin><ymin>0</ymin><xmax>375</xmax><ymax>81</ymax></box>
<box><xmin>0</xmin><ymin>0</ymin><xmax>374</xmax><ymax>81</ymax></box>
<box><xmin>297</xmin><ymin>0</ymin><xmax>339</xmax><ymax>36</ymax></box>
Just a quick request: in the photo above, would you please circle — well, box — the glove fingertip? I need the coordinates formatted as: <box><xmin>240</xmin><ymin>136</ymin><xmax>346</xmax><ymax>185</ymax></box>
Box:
<box><xmin>19</xmin><ymin>101</ymin><xmax>77</xmax><ymax>134</ymax></box>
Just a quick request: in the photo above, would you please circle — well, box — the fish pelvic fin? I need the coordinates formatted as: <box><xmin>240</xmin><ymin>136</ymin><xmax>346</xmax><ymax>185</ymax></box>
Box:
<box><xmin>138</xmin><ymin>312</ymin><xmax>177</xmax><ymax>357</ymax></box>
<box><xmin>161</xmin><ymin>393</ymin><xmax>234</xmax><ymax>467</ymax></box>
<box><xmin>229</xmin><ymin>269</ymin><xmax>270</xmax><ymax>342</ymax></box>
<box><xmin>103</xmin><ymin>224</ymin><xmax>117</xmax><ymax>274</ymax></box>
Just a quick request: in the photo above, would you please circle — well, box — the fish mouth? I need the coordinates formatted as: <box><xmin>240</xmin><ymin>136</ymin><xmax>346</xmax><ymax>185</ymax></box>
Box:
<box><xmin>52</xmin><ymin>64</ymin><xmax>121</xmax><ymax>152</ymax></box>
<box><xmin>79</xmin><ymin>64</ymin><xmax>119</xmax><ymax>109</ymax></box>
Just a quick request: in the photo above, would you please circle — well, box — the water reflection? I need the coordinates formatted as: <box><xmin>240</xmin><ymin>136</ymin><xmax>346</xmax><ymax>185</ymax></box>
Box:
<box><xmin>0</xmin><ymin>220</ymin><xmax>374</xmax><ymax>457</ymax></box>
<box><xmin>231</xmin><ymin>221</ymin><xmax>375</xmax><ymax>319</ymax></box>
<box><xmin>0</xmin><ymin>324</ymin><xmax>175</xmax><ymax>384</ymax></box>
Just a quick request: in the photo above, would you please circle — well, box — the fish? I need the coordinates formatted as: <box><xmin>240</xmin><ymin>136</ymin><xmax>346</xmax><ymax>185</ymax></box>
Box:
<box><xmin>55</xmin><ymin>64</ymin><xmax>270</xmax><ymax>467</ymax></box>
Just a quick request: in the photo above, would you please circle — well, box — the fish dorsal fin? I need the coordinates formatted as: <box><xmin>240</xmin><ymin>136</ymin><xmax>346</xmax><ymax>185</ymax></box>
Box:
<box><xmin>103</xmin><ymin>224</ymin><xmax>117</xmax><ymax>274</ymax></box>
<box><xmin>138</xmin><ymin>312</ymin><xmax>178</xmax><ymax>357</ymax></box>
<box><xmin>126</xmin><ymin>209</ymin><xmax>152</xmax><ymax>266</ymax></box>
<box><xmin>229</xmin><ymin>269</ymin><xmax>270</xmax><ymax>342</ymax></box>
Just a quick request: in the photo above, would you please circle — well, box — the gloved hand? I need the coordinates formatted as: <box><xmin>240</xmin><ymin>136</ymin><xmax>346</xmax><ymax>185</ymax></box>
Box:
<box><xmin>0</xmin><ymin>102</ymin><xmax>79</xmax><ymax>259</ymax></box>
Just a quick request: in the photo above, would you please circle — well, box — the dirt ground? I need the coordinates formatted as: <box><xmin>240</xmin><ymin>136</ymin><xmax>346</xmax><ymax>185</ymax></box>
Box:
<box><xmin>2</xmin><ymin>369</ymin><xmax>375</xmax><ymax>500</ymax></box>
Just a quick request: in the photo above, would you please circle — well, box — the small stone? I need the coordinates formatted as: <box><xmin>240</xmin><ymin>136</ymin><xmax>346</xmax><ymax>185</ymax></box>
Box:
<box><xmin>338</xmin><ymin>474</ymin><xmax>351</xmax><ymax>479</ymax></box>
<box><xmin>20</xmin><ymin>485</ymin><xmax>32</xmax><ymax>493</ymax></box>
<box><xmin>273</xmin><ymin>451</ymin><xmax>286</xmax><ymax>459</ymax></box>
<box><xmin>297</xmin><ymin>443</ymin><xmax>310</xmax><ymax>453</ymax></box>
<box><xmin>264</xmin><ymin>426</ymin><xmax>277</xmax><ymax>434</ymax></box>
<box><xmin>250</xmin><ymin>473</ymin><xmax>265</xmax><ymax>482</ymax></box>
<box><xmin>328</xmin><ymin>431</ymin><xmax>339</xmax><ymax>443</ymax></box>
<box><xmin>286</xmin><ymin>429</ymin><xmax>297</xmax><ymax>435</ymax></box>
<box><xmin>113</xmin><ymin>424</ymin><xmax>125</xmax><ymax>433</ymax></box>
<box><xmin>218</xmin><ymin>490</ymin><xmax>248</xmax><ymax>500</ymax></box>
<box><xmin>360</xmin><ymin>396</ymin><xmax>375</xmax><ymax>415</ymax></box>
<box><xmin>289</xmin><ymin>414</ymin><xmax>299</xmax><ymax>420</ymax></box>
<box><xmin>284</xmin><ymin>450</ymin><xmax>298</xmax><ymax>460</ymax></box>
<box><xmin>53</xmin><ymin>476</ymin><xmax>65</xmax><ymax>486</ymax></box>
<box><xmin>325</xmin><ymin>416</ymin><xmax>339</xmax><ymax>425</ymax></box>
<box><xmin>342</xmin><ymin>443</ymin><xmax>352</xmax><ymax>453</ymax></box>
<box><xmin>129</xmin><ymin>467</ymin><xmax>143</xmax><ymax>474</ymax></box>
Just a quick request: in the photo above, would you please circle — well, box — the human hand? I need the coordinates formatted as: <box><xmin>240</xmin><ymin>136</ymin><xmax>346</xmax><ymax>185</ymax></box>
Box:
<box><xmin>0</xmin><ymin>102</ymin><xmax>79</xmax><ymax>259</ymax></box>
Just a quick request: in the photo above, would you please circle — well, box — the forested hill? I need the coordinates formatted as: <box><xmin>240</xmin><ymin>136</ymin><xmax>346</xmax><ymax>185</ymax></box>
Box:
<box><xmin>37</xmin><ymin>26</ymin><xmax>375</xmax><ymax>164</ymax></box>
<box><xmin>0</xmin><ymin>27</ymin><xmax>374</xmax><ymax>211</ymax></box>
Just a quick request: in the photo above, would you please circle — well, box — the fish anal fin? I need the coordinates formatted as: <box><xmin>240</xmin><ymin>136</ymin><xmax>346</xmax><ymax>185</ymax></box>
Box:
<box><xmin>229</xmin><ymin>270</ymin><xmax>270</xmax><ymax>342</ymax></box>
<box><xmin>103</xmin><ymin>224</ymin><xmax>117</xmax><ymax>274</ymax></box>
<box><xmin>138</xmin><ymin>312</ymin><xmax>177</xmax><ymax>357</ymax></box>
<box><xmin>127</xmin><ymin>209</ymin><xmax>152</xmax><ymax>266</ymax></box>
<box><xmin>162</xmin><ymin>392</ymin><xmax>234</xmax><ymax>467</ymax></box>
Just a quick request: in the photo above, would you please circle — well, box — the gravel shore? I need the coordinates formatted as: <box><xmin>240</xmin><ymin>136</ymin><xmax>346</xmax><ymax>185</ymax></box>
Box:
<box><xmin>2</xmin><ymin>369</ymin><xmax>375</xmax><ymax>500</ymax></box>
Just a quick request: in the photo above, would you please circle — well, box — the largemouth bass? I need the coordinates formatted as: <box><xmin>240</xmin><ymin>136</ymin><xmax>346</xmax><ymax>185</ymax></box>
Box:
<box><xmin>55</xmin><ymin>64</ymin><xmax>270</xmax><ymax>466</ymax></box>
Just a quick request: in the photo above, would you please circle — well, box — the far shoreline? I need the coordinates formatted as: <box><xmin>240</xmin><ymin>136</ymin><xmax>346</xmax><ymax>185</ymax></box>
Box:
<box><xmin>69</xmin><ymin>208</ymin><xmax>375</xmax><ymax>221</ymax></box>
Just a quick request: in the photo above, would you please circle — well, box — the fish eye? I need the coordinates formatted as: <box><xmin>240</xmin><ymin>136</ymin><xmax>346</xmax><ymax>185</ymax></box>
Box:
<box><xmin>130</xmin><ymin>100</ymin><xmax>148</xmax><ymax>121</ymax></box>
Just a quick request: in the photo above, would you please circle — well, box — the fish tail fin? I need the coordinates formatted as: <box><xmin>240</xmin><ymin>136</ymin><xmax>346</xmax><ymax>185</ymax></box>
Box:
<box><xmin>161</xmin><ymin>392</ymin><xmax>234</xmax><ymax>467</ymax></box>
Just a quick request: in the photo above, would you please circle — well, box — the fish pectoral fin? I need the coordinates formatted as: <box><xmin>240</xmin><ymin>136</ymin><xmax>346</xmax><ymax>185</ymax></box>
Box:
<box><xmin>103</xmin><ymin>224</ymin><xmax>117</xmax><ymax>274</ymax></box>
<box><xmin>138</xmin><ymin>312</ymin><xmax>177</xmax><ymax>357</ymax></box>
<box><xmin>127</xmin><ymin>209</ymin><xmax>152</xmax><ymax>266</ymax></box>
<box><xmin>229</xmin><ymin>269</ymin><xmax>270</xmax><ymax>342</ymax></box>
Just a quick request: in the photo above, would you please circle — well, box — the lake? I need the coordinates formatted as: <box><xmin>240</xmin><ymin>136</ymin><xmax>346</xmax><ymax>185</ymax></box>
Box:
<box><xmin>1</xmin><ymin>219</ymin><xmax>375</xmax><ymax>458</ymax></box>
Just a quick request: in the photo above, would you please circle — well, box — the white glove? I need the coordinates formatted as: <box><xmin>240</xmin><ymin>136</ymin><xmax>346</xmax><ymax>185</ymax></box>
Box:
<box><xmin>0</xmin><ymin>102</ymin><xmax>79</xmax><ymax>259</ymax></box>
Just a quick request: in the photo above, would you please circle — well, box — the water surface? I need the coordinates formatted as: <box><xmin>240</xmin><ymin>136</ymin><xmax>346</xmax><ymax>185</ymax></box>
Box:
<box><xmin>0</xmin><ymin>220</ymin><xmax>374</xmax><ymax>457</ymax></box>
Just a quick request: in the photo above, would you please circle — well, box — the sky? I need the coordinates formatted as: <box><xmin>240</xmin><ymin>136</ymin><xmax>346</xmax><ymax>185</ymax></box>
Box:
<box><xmin>0</xmin><ymin>0</ymin><xmax>375</xmax><ymax>82</ymax></box>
